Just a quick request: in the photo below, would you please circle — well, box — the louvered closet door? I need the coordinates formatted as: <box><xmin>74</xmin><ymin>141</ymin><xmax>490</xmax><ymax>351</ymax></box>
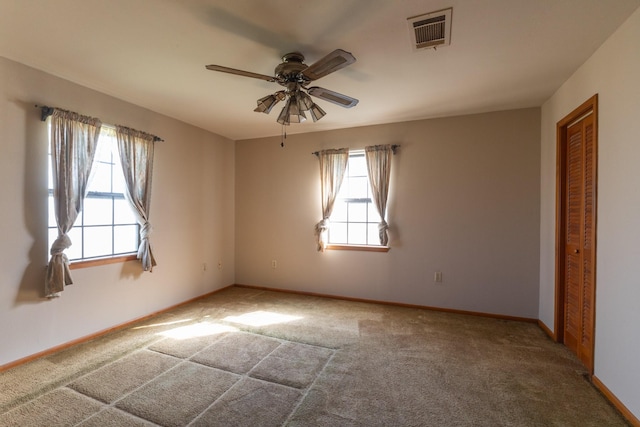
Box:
<box><xmin>564</xmin><ymin>113</ymin><xmax>595</xmax><ymax>369</ymax></box>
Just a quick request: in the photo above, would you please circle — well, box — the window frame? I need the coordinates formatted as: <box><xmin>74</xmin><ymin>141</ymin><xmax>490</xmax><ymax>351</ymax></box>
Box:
<box><xmin>327</xmin><ymin>150</ymin><xmax>389</xmax><ymax>251</ymax></box>
<box><xmin>48</xmin><ymin>125</ymin><xmax>140</xmax><ymax>268</ymax></box>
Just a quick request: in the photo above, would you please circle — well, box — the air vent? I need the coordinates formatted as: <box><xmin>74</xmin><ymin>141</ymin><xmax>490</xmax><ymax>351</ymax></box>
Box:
<box><xmin>408</xmin><ymin>8</ymin><xmax>452</xmax><ymax>51</ymax></box>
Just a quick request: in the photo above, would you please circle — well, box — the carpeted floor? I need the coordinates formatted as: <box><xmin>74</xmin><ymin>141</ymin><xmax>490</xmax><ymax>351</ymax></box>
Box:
<box><xmin>0</xmin><ymin>286</ymin><xmax>630</xmax><ymax>426</ymax></box>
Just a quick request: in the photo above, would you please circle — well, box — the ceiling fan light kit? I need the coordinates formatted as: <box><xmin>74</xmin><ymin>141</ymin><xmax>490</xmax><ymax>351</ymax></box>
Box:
<box><xmin>206</xmin><ymin>49</ymin><xmax>358</xmax><ymax>125</ymax></box>
<box><xmin>278</xmin><ymin>94</ymin><xmax>306</xmax><ymax>125</ymax></box>
<box><xmin>253</xmin><ymin>91</ymin><xmax>285</xmax><ymax>114</ymax></box>
<box><xmin>298</xmin><ymin>91</ymin><xmax>314</xmax><ymax>111</ymax></box>
<box><xmin>308</xmin><ymin>104</ymin><xmax>327</xmax><ymax>122</ymax></box>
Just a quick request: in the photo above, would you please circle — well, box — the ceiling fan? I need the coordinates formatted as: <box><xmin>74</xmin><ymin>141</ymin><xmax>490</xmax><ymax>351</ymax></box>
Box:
<box><xmin>205</xmin><ymin>49</ymin><xmax>359</xmax><ymax>125</ymax></box>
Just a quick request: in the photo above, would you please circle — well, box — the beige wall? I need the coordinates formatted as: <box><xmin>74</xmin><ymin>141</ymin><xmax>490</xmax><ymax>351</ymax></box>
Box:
<box><xmin>0</xmin><ymin>57</ymin><xmax>235</xmax><ymax>366</ymax></box>
<box><xmin>539</xmin><ymin>7</ymin><xmax>640</xmax><ymax>418</ymax></box>
<box><xmin>236</xmin><ymin>108</ymin><xmax>541</xmax><ymax>318</ymax></box>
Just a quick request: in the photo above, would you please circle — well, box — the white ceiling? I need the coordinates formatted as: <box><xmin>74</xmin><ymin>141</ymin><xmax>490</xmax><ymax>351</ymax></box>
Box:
<box><xmin>1</xmin><ymin>0</ymin><xmax>639</xmax><ymax>141</ymax></box>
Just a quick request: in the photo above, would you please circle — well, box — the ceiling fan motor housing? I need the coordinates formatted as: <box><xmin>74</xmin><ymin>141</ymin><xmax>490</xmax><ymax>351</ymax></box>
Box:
<box><xmin>275</xmin><ymin>52</ymin><xmax>308</xmax><ymax>87</ymax></box>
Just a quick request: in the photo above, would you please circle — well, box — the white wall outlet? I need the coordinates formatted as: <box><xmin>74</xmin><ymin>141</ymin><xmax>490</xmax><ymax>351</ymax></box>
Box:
<box><xmin>217</xmin><ymin>261</ymin><xmax>223</xmax><ymax>270</ymax></box>
<box><xmin>271</xmin><ymin>260</ymin><xmax>277</xmax><ymax>269</ymax></box>
<box><xmin>434</xmin><ymin>271</ymin><xmax>443</xmax><ymax>282</ymax></box>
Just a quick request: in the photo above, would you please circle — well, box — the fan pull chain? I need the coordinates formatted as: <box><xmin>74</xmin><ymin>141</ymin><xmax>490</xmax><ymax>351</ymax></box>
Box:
<box><xmin>281</xmin><ymin>124</ymin><xmax>286</xmax><ymax>148</ymax></box>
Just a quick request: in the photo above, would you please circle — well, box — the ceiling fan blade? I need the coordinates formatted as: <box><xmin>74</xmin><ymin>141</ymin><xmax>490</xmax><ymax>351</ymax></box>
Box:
<box><xmin>307</xmin><ymin>87</ymin><xmax>359</xmax><ymax>108</ymax></box>
<box><xmin>301</xmin><ymin>49</ymin><xmax>356</xmax><ymax>81</ymax></box>
<box><xmin>205</xmin><ymin>64</ymin><xmax>275</xmax><ymax>82</ymax></box>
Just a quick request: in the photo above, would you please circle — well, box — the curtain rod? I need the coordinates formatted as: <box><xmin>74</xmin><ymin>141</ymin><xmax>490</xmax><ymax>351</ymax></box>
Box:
<box><xmin>36</xmin><ymin>105</ymin><xmax>164</xmax><ymax>142</ymax></box>
<box><xmin>312</xmin><ymin>144</ymin><xmax>400</xmax><ymax>156</ymax></box>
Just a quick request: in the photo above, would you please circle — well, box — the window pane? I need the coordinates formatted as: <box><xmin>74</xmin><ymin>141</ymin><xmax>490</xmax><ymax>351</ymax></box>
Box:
<box><xmin>349</xmin><ymin>155</ymin><xmax>367</xmax><ymax>176</ymax></box>
<box><xmin>114</xmin><ymin>225</ymin><xmax>138</xmax><ymax>254</ymax></box>
<box><xmin>368</xmin><ymin>202</ymin><xmax>380</xmax><ymax>221</ymax></box>
<box><xmin>329</xmin><ymin>222</ymin><xmax>348</xmax><ymax>244</ymax></box>
<box><xmin>73</xmin><ymin>209</ymin><xmax>83</xmax><ymax>227</ymax></box>
<box><xmin>84</xmin><ymin>226</ymin><xmax>112</xmax><ymax>258</ymax></box>
<box><xmin>336</xmin><ymin>180</ymin><xmax>348</xmax><ymax>198</ymax></box>
<box><xmin>331</xmin><ymin>200</ymin><xmax>348</xmax><ymax>222</ymax></box>
<box><xmin>348</xmin><ymin>202</ymin><xmax>367</xmax><ymax>222</ymax></box>
<box><xmin>48</xmin><ymin>196</ymin><xmax>56</xmax><ymax>227</ymax></box>
<box><xmin>48</xmin><ymin>156</ymin><xmax>53</xmax><ymax>190</ymax></box>
<box><xmin>348</xmin><ymin>223</ymin><xmax>367</xmax><ymax>245</ymax></box>
<box><xmin>66</xmin><ymin>227</ymin><xmax>83</xmax><ymax>260</ymax></box>
<box><xmin>114</xmin><ymin>198</ymin><xmax>137</xmax><ymax>224</ymax></box>
<box><xmin>89</xmin><ymin>162</ymin><xmax>112</xmax><ymax>193</ymax></box>
<box><xmin>94</xmin><ymin>138</ymin><xmax>113</xmax><ymax>163</ymax></box>
<box><xmin>368</xmin><ymin>223</ymin><xmax>380</xmax><ymax>245</ymax></box>
<box><xmin>112</xmin><ymin>164</ymin><xmax>127</xmax><ymax>194</ymax></box>
<box><xmin>83</xmin><ymin>198</ymin><xmax>113</xmax><ymax>226</ymax></box>
<box><xmin>348</xmin><ymin>177</ymin><xmax>368</xmax><ymax>198</ymax></box>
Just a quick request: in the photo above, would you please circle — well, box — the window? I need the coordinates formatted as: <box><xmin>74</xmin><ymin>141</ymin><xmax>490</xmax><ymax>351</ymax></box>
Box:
<box><xmin>328</xmin><ymin>151</ymin><xmax>381</xmax><ymax>246</ymax></box>
<box><xmin>48</xmin><ymin>126</ymin><xmax>139</xmax><ymax>262</ymax></box>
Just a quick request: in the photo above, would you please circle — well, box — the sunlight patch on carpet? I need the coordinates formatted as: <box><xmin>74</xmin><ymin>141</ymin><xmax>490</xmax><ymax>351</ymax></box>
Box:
<box><xmin>157</xmin><ymin>322</ymin><xmax>237</xmax><ymax>340</ymax></box>
<box><xmin>223</xmin><ymin>310</ymin><xmax>303</xmax><ymax>327</ymax></box>
<box><xmin>132</xmin><ymin>318</ymin><xmax>193</xmax><ymax>330</ymax></box>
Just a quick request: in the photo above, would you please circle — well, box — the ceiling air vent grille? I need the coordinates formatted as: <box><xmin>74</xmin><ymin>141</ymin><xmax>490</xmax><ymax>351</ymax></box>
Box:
<box><xmin>408</xmin><ymin>8</ymin><xmax>452</xmax><ymax>50</ymax></box>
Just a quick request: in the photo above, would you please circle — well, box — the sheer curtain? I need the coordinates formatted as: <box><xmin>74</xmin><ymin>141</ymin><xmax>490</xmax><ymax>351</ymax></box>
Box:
<box><xmin>365</xmin><ymin>144</ymin><xmax>393</xmax><ymax>246</ymax></box>
<box><xmin>115</xmin><ymin>126</ymin><xmax>157</xmax><ymax>271</ymax></box>
<box><xmin>45</xmin><ymin>109</ymin><xmax>102</xmax><ymax>297</ymax></box>
<box><xmin>314</xmin><ymin>148</ymin><xmax>349</xmax><ymax>251</ymax></box>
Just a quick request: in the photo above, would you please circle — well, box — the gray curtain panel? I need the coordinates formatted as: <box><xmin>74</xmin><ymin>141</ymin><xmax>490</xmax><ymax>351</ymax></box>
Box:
<box><xmin>45</xmin><ymin>109</ymin><xmax>101</xmax><ymax>297</ymax></box>
<box><xmin>314</xmin><ymin>148</ymin><xmax>349</xmax><ymax>251</ymax></box>
<box><xmin>115</xmin><ymin>126</ymin><xmax>157</xmax><ymax>272</ymax></box>
<box><xmin>365</xmin><ymin>145</ymin><xmax>393</xmax><ymax>246</ymax></box>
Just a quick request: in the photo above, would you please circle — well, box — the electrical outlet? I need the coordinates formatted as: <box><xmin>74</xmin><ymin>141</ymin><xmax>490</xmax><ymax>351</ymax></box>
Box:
<box><xmin>217</xmin><ymin>261</ymin><xmax>223</xmax><ymax>270</ymax></box>
<box><xmin>271</xmin><ymin>260</ymin><xmax>277</xmax><ymax>269</ymax></box>
<box><xmin>434</xmin><ymin>271</ymin><xmax>443</xmax><ymax>282</ymax></box>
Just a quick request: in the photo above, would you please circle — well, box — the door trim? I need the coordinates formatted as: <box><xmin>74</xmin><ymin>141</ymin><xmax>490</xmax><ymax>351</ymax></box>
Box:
<box><xmin>554</xmin><ymin>94</ymin><xmax>598</xmax><ymax>373</ymax></box>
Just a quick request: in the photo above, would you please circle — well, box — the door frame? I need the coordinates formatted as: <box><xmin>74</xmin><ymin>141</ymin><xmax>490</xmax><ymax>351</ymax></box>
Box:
<box><xmin>554</xmin><ymin>94</ymin><xmax>598</xmax><ymax>373</ymax></box>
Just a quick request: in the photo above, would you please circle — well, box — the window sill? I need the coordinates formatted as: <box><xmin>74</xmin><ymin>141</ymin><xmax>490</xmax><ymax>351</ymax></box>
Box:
<box><xmin>69</xmin><ymin>254</ymin><xmax>137</xmax><ymax>270</ymax></box>
<box><xmin>326</xmin><ymin>244</ymin><xmax>390</xmax><ymax>253</ymax></box>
